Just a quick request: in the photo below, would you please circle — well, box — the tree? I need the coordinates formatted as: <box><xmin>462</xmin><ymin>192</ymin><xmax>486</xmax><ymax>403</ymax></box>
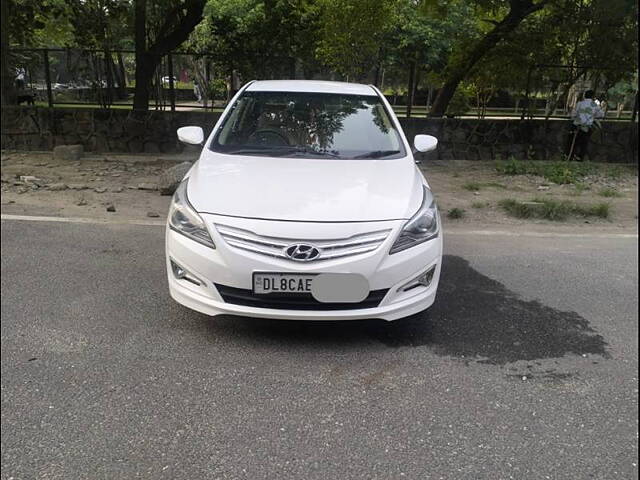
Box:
<box><xmin>66</xmin><ymin>0</ymin><xmax>133</xmax><ymax>104</ymax></box>
<box><xmin>429</xmin><ymin>0</ymin><xmax>548</xmax><ymax>117</ymax></box>
<box><xmin>386</xmin><ymin>0</ymin><xmax>474</xmax><ymax>116</ymax></box>
<box><xmin>1</xmin><ymin>0</ymin><xmax>12</xmax><ymax>105</ymax></box>
<box><xmin>189</xmin><ymin>0</ymin><xmax>321</xmax><ymax>98</ymax></box>
<box><xmin>1</xmin><ymin>0</ymin><xmax>74</xmax><ymax>105</ymax></box>
<box><xmin>315</xmin><ymin>0</ymin><xmax>396</xmax><ymax>82</ymax></box>
<box><xmin>472</xmin><ymin>0</ymin><xmax>638</xmax><ymax>118</ymax></box>
<box><xmin>133</xmin><ymin>0</ymin><xmax>206</xmax><ymax>110</ymax></box>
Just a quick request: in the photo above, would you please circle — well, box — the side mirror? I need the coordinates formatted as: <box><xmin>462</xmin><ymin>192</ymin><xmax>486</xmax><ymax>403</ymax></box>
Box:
<box><xmin>414</xmin><ymin>134</ymin><xmax>438</xmax><ymax>153</ymax></box>
<box><xmin>177</xmin><ymin>126</ymin><xmax>204</xmax><ymax>145</ymax></box>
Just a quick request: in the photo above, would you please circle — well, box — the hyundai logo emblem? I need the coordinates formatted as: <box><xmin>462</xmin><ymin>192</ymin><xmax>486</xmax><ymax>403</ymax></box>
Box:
<box><xmin>284</xmin><ymin>244</ymin><xmax>321</xmax><ymax>261</ymax></box>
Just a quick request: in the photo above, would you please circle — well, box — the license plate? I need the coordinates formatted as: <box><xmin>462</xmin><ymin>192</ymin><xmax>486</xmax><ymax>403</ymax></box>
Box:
<box><xmin>253</xmin><ymin>273</ymin><xmax>316</xmax><ymax>294</ymax></box>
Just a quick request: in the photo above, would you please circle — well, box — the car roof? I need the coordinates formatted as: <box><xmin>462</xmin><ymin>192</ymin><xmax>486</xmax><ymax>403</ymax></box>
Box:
<box><xmin>245</xmin><ymin>80</ymin><xmax>377</xmax><ymax>96</ymax></box>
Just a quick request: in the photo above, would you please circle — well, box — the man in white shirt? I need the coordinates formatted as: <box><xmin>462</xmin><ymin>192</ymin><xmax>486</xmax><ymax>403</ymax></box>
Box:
<box><xmin>569</xmin><ymin>90</ymin><xmax>605</xmax><ymax>160</ymax></box>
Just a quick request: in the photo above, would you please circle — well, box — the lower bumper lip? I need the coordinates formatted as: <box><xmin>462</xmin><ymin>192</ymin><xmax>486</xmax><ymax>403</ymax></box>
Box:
<box><xmin>168</xmin><ymin>274</ymin><xmax>439</xmax><ymax>321</ymax></box>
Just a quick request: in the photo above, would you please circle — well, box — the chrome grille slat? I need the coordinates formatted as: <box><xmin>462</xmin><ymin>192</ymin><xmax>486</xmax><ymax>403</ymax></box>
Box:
<box><xmin>319</xmin><ymin>234</ymin><xmax>388</xmax><ymax>249</ymax></box>
<box><xmin>320</xmin><ymin>244</ymin><xmax>379</xmax><ymax>259</ymax></box>
<box><xmin>224</xmin><ymin>238</ymin><xmax>283</xmax><ymax>257</ymax></box>
<box><xmin>215</xmin><ymin>224</ymin><xmax>390</xmax><ymax>262</ymax></box>
<box><xmin>215</xmin><ymin>226</ymin><xmax>289</xmax><ymax>248</ymax></box>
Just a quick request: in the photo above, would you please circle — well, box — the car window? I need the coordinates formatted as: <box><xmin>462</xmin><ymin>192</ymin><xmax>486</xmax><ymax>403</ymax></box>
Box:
<box><xmin>210</xmin><ymin>91</ymin><xmax>405</xmax><ymax>159</ymax></box>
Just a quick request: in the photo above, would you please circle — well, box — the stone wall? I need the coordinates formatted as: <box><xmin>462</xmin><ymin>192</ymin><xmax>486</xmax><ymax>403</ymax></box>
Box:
<box><xmin>404</xmin><ymin>117</ymin><xmax>637</xmax><ymax>163</ymax></box>
<box><xmin>1</xmin><ymin>106</ymin><xmax>637</xmax><ymax>163</ymax></box>
<box><xmin>1</xmin><ymin>107</ymin><xmax>216</xmax><ymax>154</ymax></box>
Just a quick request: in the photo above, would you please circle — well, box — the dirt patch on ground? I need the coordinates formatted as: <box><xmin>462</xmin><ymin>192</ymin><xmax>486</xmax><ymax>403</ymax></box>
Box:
<box><xmin>422</xmin><ymin>160</ymin><xmax>638</xmax><ymax>233</ymax></box>
<box><xmin>1</xmin><ymin>151</ymin><xmax>182</xmax><ymax>221</ymax></box>
<box><xmin>1</xmin><ymin>152</ymin><xmax>637</xmax><ymax>234</ymax></box>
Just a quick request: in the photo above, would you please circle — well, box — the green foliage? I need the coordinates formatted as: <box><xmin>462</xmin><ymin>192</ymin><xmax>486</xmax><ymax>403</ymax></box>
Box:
<box><xmin>598</xmin><ymin>188</ymin><xmax>623</xmax><ymax>198</ymax></box>
<box><xmin>315</xmin><ymin>0</ymin><xmax>395</xmax><ymax>80</ymax></box>
<box><xmin>569</xmin><ymin>182</ymin><xmax>591</xmax><ymax>196</ymax></box>
<box><xmin>499</xmin><ymin>198</ymin><xmax>610</xmax><ymax>221</ymax></box>
<box><xmin>446</xmin><ymin>84</ymin><xmax>472</xmax><ymax>116</ymax></box>
<box><xmin>190</xmin><ymin>0</ymin><xmax>319</xmax><ymax>80</ymax></box>
<box><xmin>447</xmin><ymin>207</ymin><xmax>466</xmax><ymax>219</ymax></box>
<box><xmin>472</xmin><ymin>201</ymin><xmax>490</xmax><ymax>208</ymax></box>
<box><xmin>607</xmin><ymin>75</ymin><xmax>637</xmax><ymax>106</ymax></box>
<box><xmin>4</xmin><ymin>0</ymin><xmax>637</xmax><ymax>116</ymax></box>
<box><xmin>495</xmin><ymin>158</ymin><xmax>599</xmax><ymax>185</ymax></box>
<box><xmin>66</xmin><ymin>0</ymin><xmax>132</xmax><ymax>49</ymax></box>
<box><xmin>6</xmin><ymin>0</ymin><xmax>75</xmax><ymax>47</ymax></box>
<box><xmin>463</xmin><ymin>181</ymin><xmax>506</xmax><ymax>191</ymax></box>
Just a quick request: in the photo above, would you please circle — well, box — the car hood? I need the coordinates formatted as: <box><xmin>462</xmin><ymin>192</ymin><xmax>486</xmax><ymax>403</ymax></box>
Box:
<box><xmin>187</xmin><ymin>151</ymin><xmax>424</xmax><ymax>222</ymax></box>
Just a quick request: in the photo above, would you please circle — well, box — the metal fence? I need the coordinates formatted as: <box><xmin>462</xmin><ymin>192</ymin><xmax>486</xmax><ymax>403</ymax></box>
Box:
<box><xmin>8</xmin><ymin>47</ymin><xmax>225</xmax><ymax>111</ymax></box>
<box><xmin>520</xmin><ymin>64</ymin><xmax>638</xmax><ymax>121</ymax></box>
<box><xmin>7</xmin><ymin>48</ymin><xmax>638</xmax><ymax>120</ymax></box>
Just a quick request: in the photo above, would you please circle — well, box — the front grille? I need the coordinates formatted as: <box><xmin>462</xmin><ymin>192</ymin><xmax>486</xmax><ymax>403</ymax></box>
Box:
<box><xmin>215</xmin><ymin>224</ymin><xmax>390</xmax><ymax>262</ymax></box>
<box><xmin>215</xmin><ymin>284</ymin><xmax>388</xmax><ymax>311</ymax></box>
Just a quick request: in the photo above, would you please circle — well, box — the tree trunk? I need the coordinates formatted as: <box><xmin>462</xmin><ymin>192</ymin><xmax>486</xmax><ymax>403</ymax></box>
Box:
<box><xmin>0</xmin><ymin>0</ymin><xmax>15</xmax><ymax>106</ymax></box>
<box><xmin>133</xmin><ymin>0</ymin><xmax>205</xmax><ymax>110</ymax></box>
<box><xmin>406</xmin><ymin>60</ymin><xmax>416</xmax><ymax>118</ymax></box>
<box><xmin>115</xmin><ymin>53</ymin><xmax>127</xmax><ymax>99</ymax></box>
<box><xmin>133</xmin><ymin>0</ymin><xmax>149</xmax><ymax>110</ymax></box>
<box><xmin>104</xmin><ymin>50</ymin><xmax>115</xmax><ymax>107</ymax></box>
<box><xmin>374</xmin><ymin>63</ymin><xmax>381</xmax><ymax>88</ymax></box>
<box><xmin>134</xmin><ymin>53</ymin><xmax>159</xmax><ymax>110</ymax></box>
<box><xmin>429</xmin><ymin>0</ymin><xmax>545</xmax><ymax>117</ymax></box>
<box><xmin>288</xmin><ymin>56</ymin><xmax>296</xmax><ymax>79</ymax></box>
<box><xmin>430</xmin><ymin>81</ymin><xmax>457</xmax><ymax>118</ymax></box>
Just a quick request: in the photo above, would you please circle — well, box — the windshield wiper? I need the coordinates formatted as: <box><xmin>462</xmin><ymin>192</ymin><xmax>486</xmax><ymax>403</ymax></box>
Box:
<box><xmin>290</xmin><ymin>146</ymin><xmax>340</xmax><ymax>158</ymax></box>
<box><xmin>223</xmin><ymin>146</ymin><xmax>295</xmax><ymax>156</ymax></box>
<box><xmin>224</xmin><ymin>146</ymin><xmax>340</xmax><ymax>158</ymax></box>
<box><xmin>351</xmin><ymin>150</ymin><xmax>401</xmax><ymax>159</ymax></box>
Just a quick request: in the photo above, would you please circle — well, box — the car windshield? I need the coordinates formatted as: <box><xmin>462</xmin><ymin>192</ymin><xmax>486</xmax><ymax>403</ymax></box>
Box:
<box><xmin>210</xmin><ymin>91</ymin><xmax>406</xmax><ymax>159</ymax></box>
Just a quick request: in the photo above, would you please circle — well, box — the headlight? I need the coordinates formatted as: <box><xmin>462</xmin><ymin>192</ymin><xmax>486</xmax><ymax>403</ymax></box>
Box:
<box><xmin>168</xmin><ymin>179</ymin><xmax>215</xmax><ymax>249</ymax></box>
<box><xmin>389</xmin><ymin>186</ymin><xmax>438</xmax><ymax>254</ymax></box>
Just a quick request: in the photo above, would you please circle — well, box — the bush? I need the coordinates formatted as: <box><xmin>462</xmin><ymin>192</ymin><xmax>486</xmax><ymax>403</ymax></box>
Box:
<box><xmin>447</xmin><ymin>208</ymin><xmax>466</xmax><ymax>219</ymax></box>
<box><xmin>495</xmin><ymin>158</ymin><xmax>598</xmax><ymax>185</ymax></box>
<box><xmin>599</xmin><ymin>188</ymin><xmax>623</xmax><ymax>198</ymax></box>
<box><xmin>499</xmin><ymin>198</ymin><xmax>610</xmax><ymax>221</ymax></box>
<box><xmin>446</xmin><ymin>87</ymin><xmax>471</xmax><ymax>117</ymax></box>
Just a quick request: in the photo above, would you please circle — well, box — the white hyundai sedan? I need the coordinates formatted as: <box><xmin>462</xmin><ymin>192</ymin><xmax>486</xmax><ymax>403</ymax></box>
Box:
<box><xmin>166</xmin><ymin>80</ymin><xmax>442</xmax><ymax>321</ymax></box>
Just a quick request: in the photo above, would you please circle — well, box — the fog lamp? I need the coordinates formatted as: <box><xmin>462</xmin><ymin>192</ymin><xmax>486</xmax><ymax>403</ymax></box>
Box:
<box><xmin>398</xmin><ymin>265</ymin><xmax>436</xmax><ymax>292</ymax></box>
<box><xmin>170</xmin><ymin>260</ymin><xmax>202</xmax><ymax>286</ymax></box>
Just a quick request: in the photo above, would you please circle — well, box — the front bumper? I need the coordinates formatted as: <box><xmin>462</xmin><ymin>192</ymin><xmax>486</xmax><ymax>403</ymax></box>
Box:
<box><xmin>166</xmin><ymin>214</ymin><xmax>443</xmax><ymax>321</ymax></box>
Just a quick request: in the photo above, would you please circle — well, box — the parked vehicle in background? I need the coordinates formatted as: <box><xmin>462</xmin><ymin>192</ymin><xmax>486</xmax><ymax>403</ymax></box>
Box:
<box><xmin>162</xmin><ymin>75</ymin><xmax>178</xmax><ymax>85</ymax></box>
<box><xmin>166</xmin><ymin>80</ymin><xmax>442</xmax><ymax>321</ymax></box>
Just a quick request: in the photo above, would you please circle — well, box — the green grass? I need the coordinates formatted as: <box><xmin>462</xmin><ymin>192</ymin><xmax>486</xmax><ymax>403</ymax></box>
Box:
<box><xmin>569</xmin><ymin>182</ymin><xmax>591</xmax><ymax>196</ymax></box>
<box><xmin>462</xmin><ymin>181</ymin><xmax>507</xmax><ymax>191</ymax></box>
<box><xmin>472</xmin><ymin>201</ymin><xmax>490</xmax><ymax>209</ymax></box>
<box><xmin>495</xmin><ymin>158</ymin><xmax>595</xmax><ymax>184</ymax></box>
<box><xmin>447</xmin><ymin>207</ymin><xmax>466</xmax><ymax>219</ymax></box>
<box><xmin>498</xmin><ymin>198</ymin><xmax>610</xmax><ymax>221</ymax></box>
<box><xmin>484</xmin><ymin>182</ymin><xmax>508</xmax><ymax>189</ymax></box>
<box><xmin>495</xmin><ymin>158</ymin><xmax>636</xmax><ymax>185</ymax></box>
<box><xmin>598</xmin><ymin>187</ymin><xmax>623</xmax><ymax>198</ymax></box>
<box><xmin>462</xmin><ymin>182</ymin><xmax>481</xmax><ymax>191</ymax></box>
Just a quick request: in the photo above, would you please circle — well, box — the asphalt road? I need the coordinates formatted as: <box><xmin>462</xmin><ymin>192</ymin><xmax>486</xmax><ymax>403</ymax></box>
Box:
<box><xmin>1</xmin><ymin>218</ymin><xmax>638</xmax><ymax>479</ymax></box>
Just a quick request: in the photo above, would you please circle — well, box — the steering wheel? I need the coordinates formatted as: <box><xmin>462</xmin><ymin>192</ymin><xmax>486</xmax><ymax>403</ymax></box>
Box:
<box><xmin>248</xmin><ymin>128</ymin><xmax>290</xmax><ymax>146</ymax></box>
